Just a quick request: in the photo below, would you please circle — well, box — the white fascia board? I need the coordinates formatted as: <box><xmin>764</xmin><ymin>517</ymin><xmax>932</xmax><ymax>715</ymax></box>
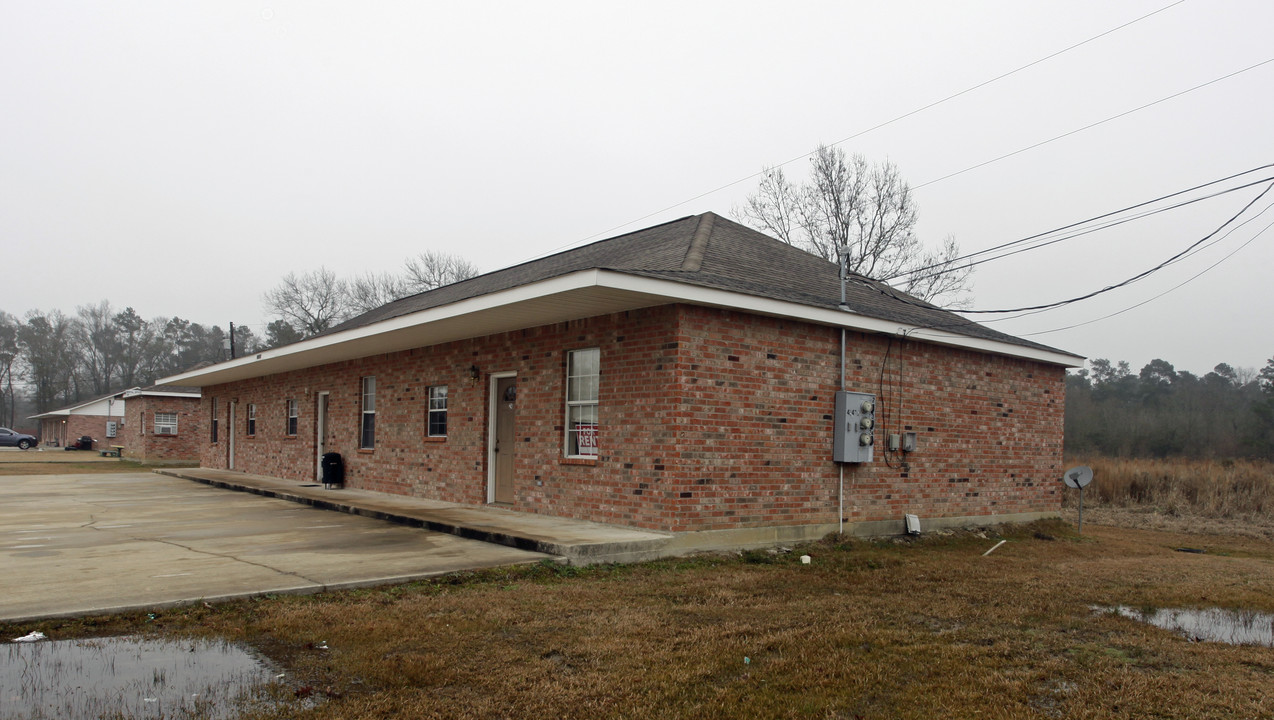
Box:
<box><xmin>125</xmin><ymin>391</ymin><xmax>200</xmax><ymax>399</ymax></box>
<box><xmin>160</xmin><ymin>270</ymin><xmax>628</xmax><ymax>386</ymax></box>
<box><xmin>161</xmin><ymin>269</ymin><xmax>1081</xmax><ymax>387</ymax></box>
<box><xmin>596</xmin><ymin>272</ymin><xmax>1086</xmax><ymax>368</ymax></box>
<box><xmin>32</xmin><ymin>396</ymin><xmax>125</xmax><ymax>418</ymax></box>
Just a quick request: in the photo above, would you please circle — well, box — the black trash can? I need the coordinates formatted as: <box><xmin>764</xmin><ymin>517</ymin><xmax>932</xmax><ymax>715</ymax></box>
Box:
<box><xmin>321</xmin><ymin>452</ymin><xmax>344</xmax><ymax>489</ymax></box>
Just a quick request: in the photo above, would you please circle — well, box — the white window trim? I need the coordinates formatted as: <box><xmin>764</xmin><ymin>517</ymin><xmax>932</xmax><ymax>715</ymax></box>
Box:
<box><xmin>427</xmin><ymin>385</ymin><xmax>447</xmax><ymax>437</ymax></box>
<box><xmin>360</xmin><ymin>376</ymin><xmax>376</xmax><ymax>449</ymax></box>
<box><xmin>246</xmin><ymin>403</ymin><xmax>257</xmax><ymax>436</ymax></box>
<box><xmin>154</xmin><ymin>412</ymin><xmax>178</xmax><ymax>435</ymax></box>
<box><xmin>564</xmin><ymin>347</ymin><xmax>600</xmax><ymax>458</ymax></box>
<box><xmin>286</xmin><ymin>399</ymin><xmax>298</xmax><ymax>436</ymax></box>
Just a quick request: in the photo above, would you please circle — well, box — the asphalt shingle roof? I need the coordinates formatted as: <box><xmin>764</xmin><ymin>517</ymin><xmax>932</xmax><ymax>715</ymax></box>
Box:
<box><xmin>320</xmin><ymin>212</ymin><xmax>1066</xmax><ymax>356</ymax></box>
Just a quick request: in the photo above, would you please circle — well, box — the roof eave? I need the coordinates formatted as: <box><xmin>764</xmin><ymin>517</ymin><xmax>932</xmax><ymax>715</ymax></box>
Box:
<box><xmin>160</xmin><ymin>269</ymin><xmax>1083</xmax><ymax>387</ymax></box>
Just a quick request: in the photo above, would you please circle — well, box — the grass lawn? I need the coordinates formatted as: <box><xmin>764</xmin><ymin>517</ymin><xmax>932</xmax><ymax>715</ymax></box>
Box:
<box><xmin>5</xmin><ymin>518</ymin><xmax>1272</xmax><ymax>719</ymax></box>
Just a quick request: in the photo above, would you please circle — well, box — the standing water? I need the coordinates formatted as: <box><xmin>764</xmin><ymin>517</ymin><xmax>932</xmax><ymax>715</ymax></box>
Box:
<box><xmin>1099</xmin><ymin>605</ymin><xmax>1274</xmax><ymax>647</ymax></box>
<box><xmin>1</xmin><ymin>635</ymin><xmax>282</xmax><ymax>719</ymax></box>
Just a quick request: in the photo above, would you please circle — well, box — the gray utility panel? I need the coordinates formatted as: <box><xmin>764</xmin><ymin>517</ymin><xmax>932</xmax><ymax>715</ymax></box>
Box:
<box><xmin>833</xmin><ymin>391</ymin><xmax>876</xmax><ymax>463</ymax></box>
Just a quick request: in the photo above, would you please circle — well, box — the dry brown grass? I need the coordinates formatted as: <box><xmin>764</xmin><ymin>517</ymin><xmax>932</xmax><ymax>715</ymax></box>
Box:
<box><xmin>7</xmin><ymin>520</ymin><xmax>1274</xmax><ymax>720</ymax></box>
<box><xmin>1063</xmin><ymin>457</ymin><xmax>1274</xmax><ymax>539</ymax></box>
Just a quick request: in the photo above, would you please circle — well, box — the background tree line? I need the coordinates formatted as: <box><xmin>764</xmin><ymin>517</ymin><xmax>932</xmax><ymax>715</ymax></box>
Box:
<box><xmin>0</xmin><ymin>251</ymin><xmax>478</xmax><ymax>426</ymax></box>
<box><xmin>4</xmin><ymin>143</ymin><xmax>955</xmax><ymax>429</ymax></box>
<box><xmin>1066</xmin><ymin>356</ymin><xmax>1274</xmax><ymax>459</ymax></box>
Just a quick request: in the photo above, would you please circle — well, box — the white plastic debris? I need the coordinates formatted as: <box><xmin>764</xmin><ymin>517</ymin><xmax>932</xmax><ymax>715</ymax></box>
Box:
<box><xmin>12</xmin><ymin>631</ymin><xmax>46</xmax><ymax>643</ymax></box>
<box><xmin>982</xmin><ymin>540</ymin><xmax>1008</xmax><ymax>557</ymax></box>
<box><xmin>800</xmin><ymin>555</ymin><xmax>811</xmax><ymax>564</ymax></box>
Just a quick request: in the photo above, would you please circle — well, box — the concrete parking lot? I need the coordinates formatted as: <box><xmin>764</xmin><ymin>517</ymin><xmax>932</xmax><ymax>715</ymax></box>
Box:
<box><xmin>0</xmin><ymin>472</ymin><xmax>549</xmax><ymax>622</ymax></box>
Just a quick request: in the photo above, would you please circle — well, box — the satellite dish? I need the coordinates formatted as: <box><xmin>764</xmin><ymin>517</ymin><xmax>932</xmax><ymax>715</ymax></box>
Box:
<box><xmin>1063</xmin><ymin>465</ymin><xmax>1093</xmax><ymax>489</ymax></box>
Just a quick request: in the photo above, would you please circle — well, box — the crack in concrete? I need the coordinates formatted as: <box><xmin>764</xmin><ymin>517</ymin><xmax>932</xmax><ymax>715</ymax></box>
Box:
<box><xmin>81</xmin><ymin>519</ymin><xmax>325</xmax><ymax>586</ymax></box>
<box><xmin>140</xmin><ymin>536</ymin><xmax>326</xmax><ymax>586</ymax></box>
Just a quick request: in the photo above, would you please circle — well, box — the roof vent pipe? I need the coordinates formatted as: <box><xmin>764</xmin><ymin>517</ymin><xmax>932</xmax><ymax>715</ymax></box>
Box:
<box><xmin>836</xmin><ymin>245</ymin><xmax>851</xmax><ymax>310</ymax></box>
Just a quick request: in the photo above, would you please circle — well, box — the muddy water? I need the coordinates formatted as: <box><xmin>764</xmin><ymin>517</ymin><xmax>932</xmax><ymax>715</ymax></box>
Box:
<box><xmin>1</xmin><ymin>635</ymin><xmax>279</xmax><ymax>719</ymax></box>
<box><xmin>1101</xmin><ymin>605</ymin><xmax>1274</xmax><ymax>647</ymax></box>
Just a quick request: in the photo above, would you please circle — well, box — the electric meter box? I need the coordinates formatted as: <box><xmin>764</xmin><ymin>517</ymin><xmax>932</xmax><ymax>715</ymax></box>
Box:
<box><xmin>833</xmin><ymin>391</ymin><xmax>876</xmax><ymax>463</ymax></box>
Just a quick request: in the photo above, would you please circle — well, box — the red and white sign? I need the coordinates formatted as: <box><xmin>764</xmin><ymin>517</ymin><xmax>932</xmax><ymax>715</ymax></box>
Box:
<box><xmin>576</xmin><ymin>423</ymin><xmax>597</xmax><ymax>455</ymax></box>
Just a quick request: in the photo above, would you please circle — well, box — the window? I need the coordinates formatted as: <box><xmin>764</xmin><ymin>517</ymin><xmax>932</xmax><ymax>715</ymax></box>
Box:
<box><xmin>154</xmin><ymin>412</ymin><xmax>178</xmax><ymax>435</ymax></box>
<box><xmin>427</xmin><ymin>385</ymin><xmax>447</xmax><ymax>437</ymax></box>
<box><xmin>246</xmin><ymin>404</ymin><xmax>257</xmax><ymax>436</ymax></box>
<box><xmin>210</xmin><ymin>399</ymin><xmax>218</xmax><ymax>442</ymax></box>
<box><xmin>286</xmin><ymin>399</ymin><xmax>298</xmax><ymax>436</ymax></box>
<box><xmin>565</xmin><ymin>348</ymin><xmax>599</xmax><ymax>457</ymax></box>
<box><xmin>361</xmin><ymin>376</ymin><xmax>376</xmax><ymax>449</ymax></box>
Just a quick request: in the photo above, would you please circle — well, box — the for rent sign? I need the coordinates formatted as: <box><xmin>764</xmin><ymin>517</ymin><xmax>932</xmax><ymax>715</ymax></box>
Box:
<box><xmin>576</xmin><ymin>422</ymin><xmax>598</xmax><ymax>455</ymax></box>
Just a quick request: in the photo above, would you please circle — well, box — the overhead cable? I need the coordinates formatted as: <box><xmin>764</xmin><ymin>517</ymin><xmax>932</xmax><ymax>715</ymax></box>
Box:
<box><xmin>891</xmin><ymin>180</ymin><xmax>1274</xmax><ymax>315</ymax></box>
<box><xmin>1017</xmin><ymin>213</ymin><xmax>1274</xmax><ymax>336</ymax></box>
<box><xmin>891</xmin><ymin>168</ymin><xmax>1274</xmax><ymax>285</ymax></box>
<box><xmin>516</xmin><ymin>2</ymin><xmax>1187</xmax><ymax>261</ymax></box>
<box><xmin>911</xmin><ymin>56</ymin><xmax>1274</xmax><ymax>190</ymax></box>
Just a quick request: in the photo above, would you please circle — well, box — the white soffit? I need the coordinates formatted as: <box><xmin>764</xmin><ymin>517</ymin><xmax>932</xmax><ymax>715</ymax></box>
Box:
<box><xmin>162</xmin><ymin>269</ymin><xmax>1083</xmax><ymax>387</ymax></box>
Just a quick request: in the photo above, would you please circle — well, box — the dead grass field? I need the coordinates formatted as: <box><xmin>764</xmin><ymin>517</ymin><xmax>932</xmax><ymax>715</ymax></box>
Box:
<box><xmin>6</xmin><ymin>519</ymin><xmax>1273</xmax><ymax>719</ymax></box>
<box><xmin>1063</xmin><ymin>457</ymin><xmax>1274</xmax><ymax>540</ymax></box>
<box><xmin>5</xmin><ymin>458</ymin><xmax>1272</xmax><ymax>718</ymax></box>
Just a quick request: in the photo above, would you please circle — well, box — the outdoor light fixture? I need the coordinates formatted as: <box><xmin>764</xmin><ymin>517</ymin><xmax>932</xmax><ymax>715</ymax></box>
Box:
<box><xmin>469</xmin><ymin>365</ymin><xmax>480</xmax><ymax>380</ymax></box>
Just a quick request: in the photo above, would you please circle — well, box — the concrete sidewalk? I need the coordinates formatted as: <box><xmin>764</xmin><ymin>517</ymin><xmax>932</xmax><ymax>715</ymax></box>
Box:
<box><xmin>1</xmin><ymin>472</ymin><xmax>550</xmax><ymax>623</ymax></box>
<box><xmin>156</xmin><ymin>467</ymin><xmax>679</xmax><ymax>565</ymax></box>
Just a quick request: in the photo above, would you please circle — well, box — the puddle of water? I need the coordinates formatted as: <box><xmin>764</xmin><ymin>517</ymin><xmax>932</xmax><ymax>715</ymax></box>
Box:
<box><xmin>1</xmin><ymin>635</ymin><xmax>285</xmax><ymax>720</ymax></box>
<box><xmin>1097</xmin><ymin>605</ymin><xmax>1274</xmax><ymax>647</ymax></box>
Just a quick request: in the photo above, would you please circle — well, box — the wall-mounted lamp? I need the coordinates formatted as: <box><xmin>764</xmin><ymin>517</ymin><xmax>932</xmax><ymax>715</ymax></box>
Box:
<box><xmin>469</xmin><ymin>365</ymin><xmax>481</xmax><ymax>380</ymax></box>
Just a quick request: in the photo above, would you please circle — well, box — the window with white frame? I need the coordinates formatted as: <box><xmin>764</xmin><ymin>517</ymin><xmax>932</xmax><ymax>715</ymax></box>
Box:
<box><xmin>246</xmin><ymin>404</ymin><xmax>256</xmax><ymax>436</ymax></box>
<box><xmin>361</xmin><ymin>376</ymin><xmax>376</xmax><ymax>449</ymax></box>
<box><xmin>427</xmin><ymin>386</ymin><xmax>447</xmax><ymax>437</ymax></box>
<box><xmin>210</xmin><ymin>398</ymin><xmax>218</xmax><ymax>442</ymax></box>
<box><xmin>154</xmin><ymin>412</ymin><xmax>178</xmax><ymax>435</ymax></box>
<box><xmin>286</xmin><ymin>399</ymin><xmax>298</xmax><ymax>436</ymax></box>
<box><xmin>565</xmin><ymin>348</ymin><xmax>599</xmax><ymax>457</ymax></box>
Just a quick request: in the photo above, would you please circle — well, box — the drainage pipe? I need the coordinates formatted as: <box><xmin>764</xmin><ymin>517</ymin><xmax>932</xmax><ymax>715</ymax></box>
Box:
<box><xmin>839</xmin><ymin>326</ymin><xmax>845</xmax><ymax>535</ymax></box>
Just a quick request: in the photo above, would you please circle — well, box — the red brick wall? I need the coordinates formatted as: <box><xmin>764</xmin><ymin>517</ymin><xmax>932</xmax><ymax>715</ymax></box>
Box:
<box><xmin>124</xmin><ymin>396</ymin><xmax>202</xmax><ymax>462</ymax></box>
<box><xmin>669</xmin><ymin>306</ymin><xmax>1064</xmax><ymax>531</ymax></box>
<box><xmin>200</xmin><ymin>304</ymin><xmax>1065</xmax><ymax>532</ymax></box>
<box><xmin>41</xmin><ymin>413</ymin><xmax>124</xmax><ymax>449</ymax></box>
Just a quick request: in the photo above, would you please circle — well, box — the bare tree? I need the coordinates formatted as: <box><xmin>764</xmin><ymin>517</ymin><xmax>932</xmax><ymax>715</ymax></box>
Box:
<box><xmin>75</xmin><ymin>300</ymin><xmax>119</xmax><ymax>395</ymax></box>
<box><xmin>0</xmin><ymin>312</ymin><xmax>19</xmax><ymax>427</ymax></box>
<box><xmin>736</xmin><ymin>145</ymin><xmax>972</xmax><ymax>307</ymax></box>
<box><xmin>347</xmin><ymin>271</ymin><xmax>409</xmax><ymax>315</ymax></box>
<box><xmin>262</xmin><ymin>267</ymin><xmax>350</xmax><ymax>337</ymax></box>
<box><xmin>403</xmin><ymin>250</ymin><xmax>479</xmax><ymax>294</ymax></box>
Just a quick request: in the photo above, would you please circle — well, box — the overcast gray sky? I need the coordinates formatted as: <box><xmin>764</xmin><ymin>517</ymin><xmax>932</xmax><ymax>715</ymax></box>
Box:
<box><xmin>3</xmin><ymin>1</ymin><xmax>1271</xmax><ymax>376</ymax></box>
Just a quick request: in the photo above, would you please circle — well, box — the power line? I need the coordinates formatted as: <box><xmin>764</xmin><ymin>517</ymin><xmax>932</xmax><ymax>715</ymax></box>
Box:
<box><xmin>890</xmin><ymin>167</ymin><xmax>1274</xmax><ymax>285</ymax></box>
<box><xmin>970</xmin><ymin>195</ymin><xmax>1274</xmax><ymax>326</ymax></box>
<box><xmin>912</xmin><ymin>56</ymin><xmax>1274</xmax><ymax>190</ymax></box>
<box><xmin>516</xmin><ymin>2</ymin><xmax>1187</xmax><ymax>262</ymax></box>
<box><xmin>1017</xmin><ymin>210</ymin><xmax>1274</xmax><ymax>337</ymax></box>
<box><xmin>927</xmin><ymin>178</ymin><xmax>1274</xmax><ymax>312</ymax></box>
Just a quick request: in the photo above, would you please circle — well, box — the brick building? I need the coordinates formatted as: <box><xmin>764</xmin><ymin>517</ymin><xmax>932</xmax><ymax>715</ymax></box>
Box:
<box><xmin>30</xmin><ymin>394</ymin><xmax>128</xmax><ymax>449</ymax></box>
<box><xmin>114</xmin><ymin>385</ymin><xmax>202</xmax><ymax>463</ymax></box>
<box><xmin>164</xmin><ymin>213</ymin><xmax>1082</xmax><ymax>543</ymax></box>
